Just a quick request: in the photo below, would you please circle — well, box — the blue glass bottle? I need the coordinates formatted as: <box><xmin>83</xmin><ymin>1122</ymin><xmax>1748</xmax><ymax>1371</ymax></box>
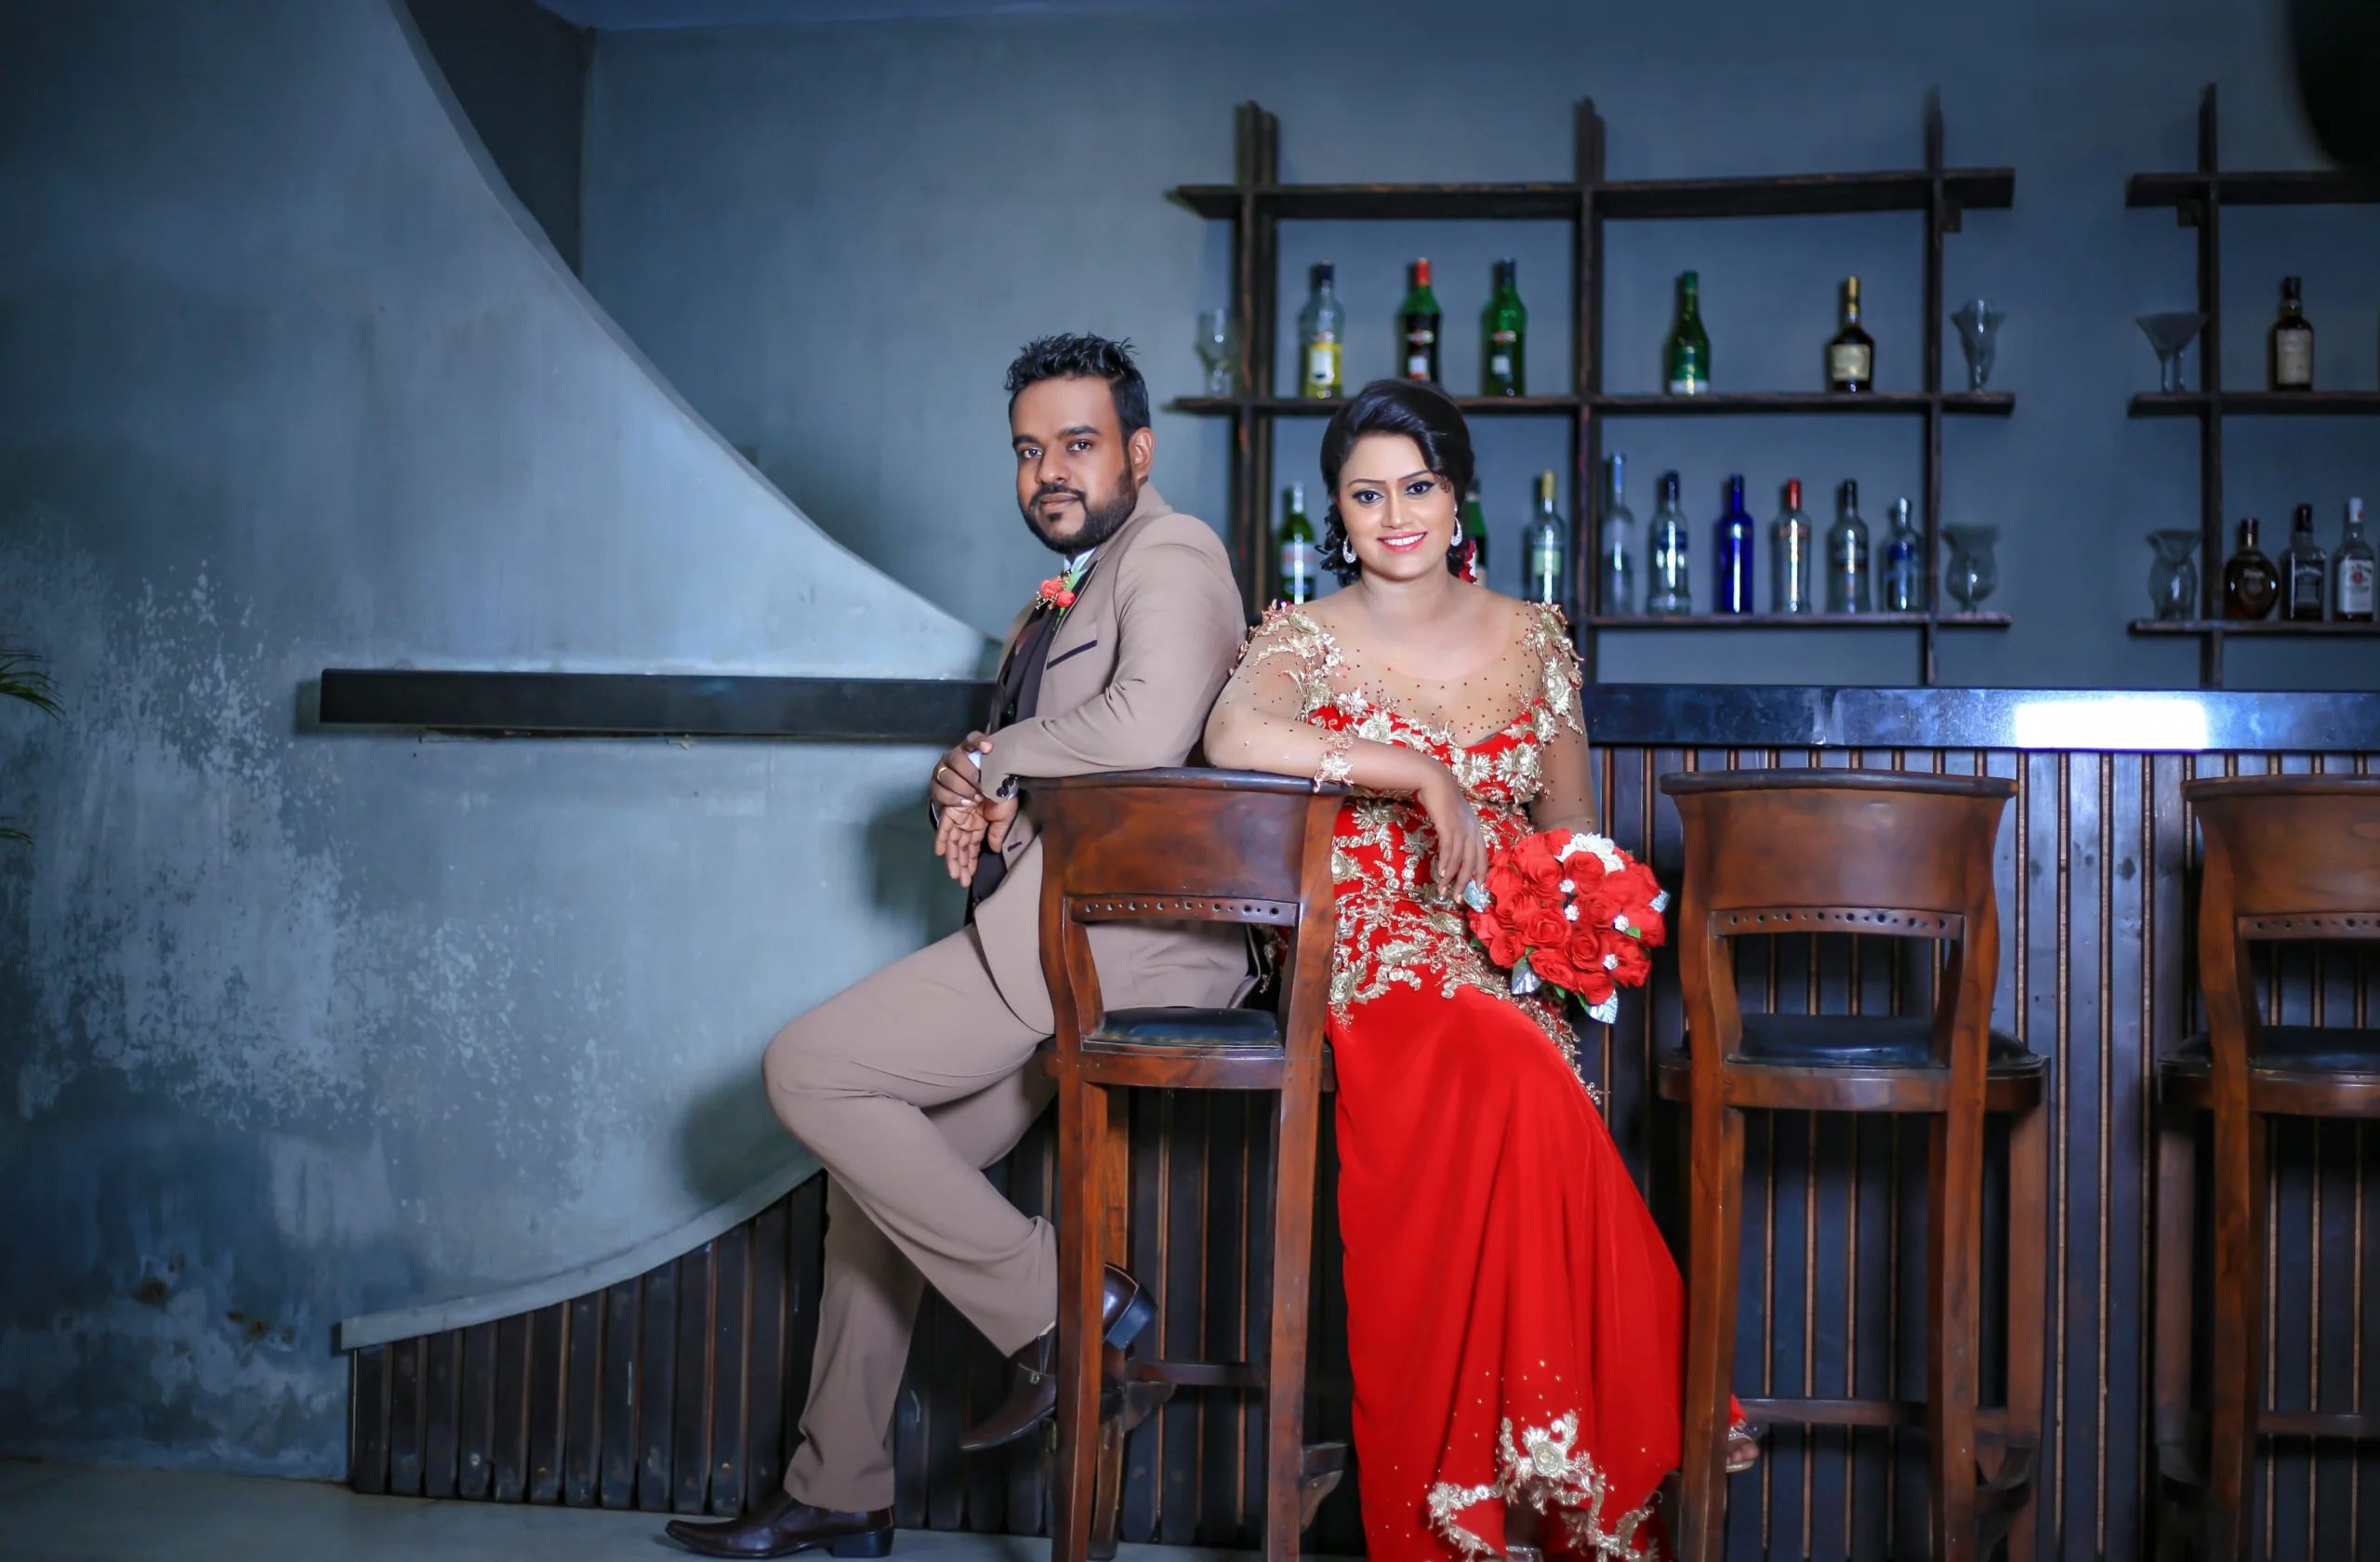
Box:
<box><xmin>1713</xmin><ymin>474</ymin><xmax>1755</xmax><ymax>614</ymax></box>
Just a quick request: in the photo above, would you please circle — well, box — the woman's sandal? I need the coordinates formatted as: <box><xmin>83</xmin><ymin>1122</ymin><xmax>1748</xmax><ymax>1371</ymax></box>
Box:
<box><xmin>1726</xmin><ymin>1421</ymin><xmax>1765</xmax><ymax>1474</ymax></box>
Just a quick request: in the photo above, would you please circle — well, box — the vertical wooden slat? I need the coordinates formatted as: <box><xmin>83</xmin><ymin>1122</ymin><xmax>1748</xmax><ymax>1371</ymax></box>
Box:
<box><xmin>600</xmin><ymin>1278</ymin><xmax>640</xmax><ymax>1509</ymax></box>
<box><xmin>1200</xmin><ymin>1092</ymin><xmax>1250</xmax><ymax>1547</ymax></box>
<box><xmin>526</xmin><ymin>1303</ymin><xmax>566</xmax><ymax>1504</ymax></box>
<box><xmin>709</xmin><ymin>1224</ymin><xmax>750</xmax><ymax>1516</ymax></box>
<box><xmin>492</xmin><ymin>1311</ymin><xmax>531</xmax><ymax>1502</ymax></box>
<box><xmin>639</xmin><ymin>1250</ymin><xmax>679</xmax><ymax>1511</ymax></box>
<box><xmin>388</xmin><ymin>1335</ymin><xmax>425</xmax><ymax>1496</ymax></box>
<box><xmin>456</xmin><ymin>1320</ymin><xmax>496</xmax><ymax>1501</ymax></box>
<box><xmin>422</xmin><ymin>1329</ymin><xmax>459</xmax><ymax>1499</ymax></box>
<box><xmin>563</xmin><ymin>1291</ymin><xmax>602</xmax><ymax>1506</ymax></box>
<box><xmin>1119</xmin><ymin>1085</ymin><xmax>1167</xmax><ymax>1543</ymax></box>
<box><xmin>673</xmin><ymin>1243</ymin><xmax>714</xmax><ymax>1514</ymax></box>
<box><xmin>743</xmin><ymin>1195</ymin><xmax>788</xmax><ymax>1515</ymax></box>
<box><xmin>350</xmin><ymin>1344</ymin><xmax>390</xmax><ymax>1495</ymax></box>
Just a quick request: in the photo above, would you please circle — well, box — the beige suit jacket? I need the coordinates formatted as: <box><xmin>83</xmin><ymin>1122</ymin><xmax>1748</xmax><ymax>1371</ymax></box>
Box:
<box><xmin>970</xmin><ymin>483</ymin><xmax>1250</xmax><ymax>1033</ymax></box>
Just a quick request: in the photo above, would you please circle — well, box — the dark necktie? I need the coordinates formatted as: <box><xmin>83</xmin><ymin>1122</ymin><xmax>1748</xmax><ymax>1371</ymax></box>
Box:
<box><xmin>968</xmin><ymin>561</ymin><xmax>1094</xmax><ymax>908</ymax></box>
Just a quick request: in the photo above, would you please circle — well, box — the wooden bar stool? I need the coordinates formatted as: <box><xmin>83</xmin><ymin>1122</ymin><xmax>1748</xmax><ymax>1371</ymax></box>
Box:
<box><xmin>2150</xmin><ymin>775</ymin><xmax>2380</xmax><ymax>1562</ymax></box>
<box><xmin>1657</xmin><ymin>771</ymin><xmax>2047</xmax><ymax>1562</ymax></box>
<box><xmin>1031</xmin><ymin>768</ymin><xmax>1346</xmax><ymax>1562</ymax></box>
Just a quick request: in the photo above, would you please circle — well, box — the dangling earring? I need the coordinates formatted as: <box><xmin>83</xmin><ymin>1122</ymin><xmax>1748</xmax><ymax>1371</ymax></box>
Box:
<box><xmin>1342</xmin><ymin>538</ymin><xmax>1359</xmax><ymax>563</ymax></box>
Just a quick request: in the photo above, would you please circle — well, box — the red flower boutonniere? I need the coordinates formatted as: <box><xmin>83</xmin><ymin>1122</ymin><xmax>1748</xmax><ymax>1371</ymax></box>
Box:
<box><xmin>1036</xmin><ymin>558</ymin><xmax>1090</xmax><ymax>621</ymax></box>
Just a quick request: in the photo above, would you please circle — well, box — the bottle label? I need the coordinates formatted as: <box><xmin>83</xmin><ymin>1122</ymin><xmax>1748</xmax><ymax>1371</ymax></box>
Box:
<box><xmin>1406</xmin><ymin>354</ymin><xmax>1431</xmax><ymax>378</ymax></box>
<box><xmin>1528</xmin><ymin>540</ymin><xmax>1564</xmax><ymax>600</ymax></box>
<box><xmin>2275</xmin><ymin>333</ymin><xmax>2313</xmax><ymax>388</ymax></box>
<box><xmin>2342</xmin><ymin>559</ymin><xmax>2374</xmax><ymax>616</ymax></box>
<box><xmin>1829</xmin><ymin>342</ymin><xmax>1872</xmax><ymax>385</ymax></box>
<box><xmin>1279</xmin><ymin>540</ymin><xmax>1316</xmax><ymax>601</ymax></box>
<box><xmin>1304</xmin><ymin>342</ymin><xmax>1340</xmax><ymax>390</ymax></box>
<box><xmin>1666</xmin><ymin>374</ymin><xmax>1707</xmax><ymax>394</ymax></box>
<box><xmin>1488</xmin><ymin>352</ymin><xmax>1512</xmax><ymax>377</ymax></box>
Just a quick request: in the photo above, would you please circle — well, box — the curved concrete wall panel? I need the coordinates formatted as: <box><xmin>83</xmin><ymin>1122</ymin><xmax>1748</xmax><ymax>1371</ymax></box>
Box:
<box><xmin>0</xmin><ymin>0</ymin><xmax>986</xmax><ymax>1475</ymax></box>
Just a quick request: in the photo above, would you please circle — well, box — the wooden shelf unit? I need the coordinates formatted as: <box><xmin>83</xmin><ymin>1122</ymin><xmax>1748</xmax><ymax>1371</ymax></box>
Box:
<box><xmin>1173</xmin><ymin>96</ymin><xmax>2014</xmax><ymax>686</ymax></box>
<box><xmin>2122</xmin><ymin>85</ymin><xmax>2380</xmax><ymax>688</ymax></box>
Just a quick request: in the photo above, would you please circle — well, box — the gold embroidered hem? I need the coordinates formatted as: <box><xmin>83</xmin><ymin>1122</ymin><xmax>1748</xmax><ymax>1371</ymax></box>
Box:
<box><xmin>1422</xmin><ymin>1412</ymin><xmax>1663</xmax><ymax>1562</ymax></box>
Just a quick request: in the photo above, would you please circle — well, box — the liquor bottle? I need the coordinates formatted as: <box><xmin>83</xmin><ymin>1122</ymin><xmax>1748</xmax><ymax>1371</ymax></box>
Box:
<box><xmin>1527</xmin><ymin>471</ymin><xmax>1567</xmax><ymax>609</ymax></box>
<box><xmin>2281</xmin><ymin>503</ymin><xmax>2327</xmax><ymax>620</ymax></box>
<box><xmin>2336</xmin><ymin>498</ymin><xmax>2375</xmax><ymax>622</ymax></box>
<box><xmin>2223</xmin><ymin>518</ymin><xmax>2280</xmax><ymax>619</ymax></box>
<box><xmin>1482</xmin><ymin>258</ymin><xmax>1527</xmax><ymax>396</ymax></box>
<box><xmin>1399</xmin><ymin>258</ymin><xmax>1442</xmax><ymax>383</ymax></box>
<box><xmin>1827</xmin><ymin>480</ymin><xmax>1871</xmax><ymax>613</ymax></box>
<box><xmin>2271</xmin><ymin>276</ymin><xmax>2314</xmax><ymax>390</ymax></box>
<box><xmin>1881</xmin><ymin>496</ymin><xmax>1927</xmax><ymax>612</ymax></box>
<box><xmin>1713</xmin><ymin>474</ymin><xmax>1755</xmax><ymax>614</ymax></box>
<box><xmin>1828</xmin><ymin>277</ymin><xmax>1875</xmax><ymax>392</ymax></box>
<box><xmin>1665</xmin><ymin>271</ymin><xmax>1711</xmax><ymax>395</ymax></box>
<box><xmin>1770</xmin><ymin>480</ymin><xmax>1815</xmax><ymax>614</ymax></box>
<box><xmin>1599</xmin><ymin>454</ymin><xmax>1636</xmax><ymax>615</ymax></box>
<box><xmin>1646</xmin><ymin>470</ymin><xmax>1692</xmax><ymax>616</ymax></box>
<box><xmin>1461</xmin><ymin>481</ymin><xmax>1489</xmax><ymax>577</ymax></box>
<box><xmin>1298</xmin><ymin>262</ymin><xmax>1345</xmax><ymax>400</ymax></box>
<box><xmin>1276</xmin><ymin>483</ymin><xmax>1317</xmax><ymax>605</ymax></box>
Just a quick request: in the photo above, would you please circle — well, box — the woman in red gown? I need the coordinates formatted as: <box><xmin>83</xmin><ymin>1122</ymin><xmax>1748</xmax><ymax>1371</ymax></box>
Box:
<box><xmin>1204</xmin><ymin>381</ymin><xmax>1751</xmax><ymax>1562</ymax></box>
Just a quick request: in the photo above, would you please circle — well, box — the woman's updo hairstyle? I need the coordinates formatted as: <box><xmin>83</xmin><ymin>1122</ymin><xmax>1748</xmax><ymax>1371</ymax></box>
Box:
<box><xmin>1317</xmin><ymin>378</ymin><xmax>1476</xmax><ymax>585</ymax></box>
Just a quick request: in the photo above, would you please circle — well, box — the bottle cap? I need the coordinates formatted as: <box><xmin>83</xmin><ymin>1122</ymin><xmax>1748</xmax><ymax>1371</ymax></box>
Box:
<box><xmin>1659</xmin><ymin>470</ymin><xmax>1681</xmax><ymax>500</ymax></box>
<box><xmin>1537</xmin><ymin>470</ymin><xmax>1557</xmax><ymax>503</ymax></box>
<box><xmin>1680</xmin><ymin>271</ymin><xmax>1699</xmax><ymax>292</ymax></box>
<box><xmin>2283</xmin><ymin>275</ymin><xmax>2302</xmax><ymax>293</ymax></box>
<box><xmin>1289</xmin><ymin>483</ymin><xmax>1304</xmax><ymax>507</ymax></box>
<box><xmin>1785</xmin><ymin>480</ymin><xmax>1803</xmax><ymax>509</ymax></box>
<box><xmin>1414</xmin><ymin>258</ymin><xmax>1432</xmax><ymax>286</ymax></box>
<box><xmin>1844</xmin><ymin>276</ymin><xmax>1860</xmax><ymax>302</ymax></box>
<box><xmin>1608</xmin><ymin>453</ymin><xmax>1624</xmax><ymax>485</ymax></box>
<box><xmin>2296</xmin><ymin>503</ymin><xmax>2315</xmax><ymax>530</ymax></box>
<box><xmin>2352</xmin><ymin>497</ymin><xmax>2366</xmax><ymax>523</ymax></box>
<box><xmin>2241</xmin><ymin>516</ymin><xmax>2260</xmax><ymax>545</ymax></box>
<box><xmin>1314</xmin><ymin>262</ymin><xmax>1334</xmax><ymax>285</ymax></box>
<box><xmin>1497</xmin><ymin>258</ymin><xmax>1517</xmax><ymax>282</ymax></box>
<box><xmin>1841</xmin><ymin>479</ymin><xmax>1858</xmax><ymax>507</ymax></box>
<box><xmin>1893</xmin><ymin>496</ymin><xmax>1911</xmax><ymax>521</ymax></box>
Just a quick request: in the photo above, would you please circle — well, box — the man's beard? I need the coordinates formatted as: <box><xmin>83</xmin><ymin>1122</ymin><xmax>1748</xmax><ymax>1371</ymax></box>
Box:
<box><xmin>1022</xmin><ymin>471</ymin><xmax>1139</xmax><ymax>555</ymax></box>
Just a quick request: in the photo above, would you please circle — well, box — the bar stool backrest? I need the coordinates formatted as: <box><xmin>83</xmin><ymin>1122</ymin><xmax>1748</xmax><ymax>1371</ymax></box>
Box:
<box><xmin>1029</xmin><ymin>768</ymin><xmax>1343</xmax><ymax>1069</ymax></box>
<box><xmin>1660</xmin><ymin>770</ymin><xmax>2016</xmax><ymax>1070</ymax></box>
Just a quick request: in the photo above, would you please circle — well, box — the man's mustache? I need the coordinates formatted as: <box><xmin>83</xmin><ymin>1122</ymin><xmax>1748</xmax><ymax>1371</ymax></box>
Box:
<box><xmin>1034</xmin><ymin>483</ymin><xmax>1087</xmax><ymax>507</ymax></box>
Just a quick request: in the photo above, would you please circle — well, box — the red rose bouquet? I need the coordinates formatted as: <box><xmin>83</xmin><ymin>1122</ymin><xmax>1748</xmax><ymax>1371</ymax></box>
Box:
<box><xmin>1461</xmin><ymin>830</ymin><xmax>1668</xmax><ymax>1023</ymax></box>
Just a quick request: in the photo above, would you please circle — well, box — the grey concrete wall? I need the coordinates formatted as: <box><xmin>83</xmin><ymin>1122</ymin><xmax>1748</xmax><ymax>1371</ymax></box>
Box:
<box><xmin>0</xmin><ymin>0</ymin><xmax>985</xmax><ymax>1476</ymax></box>
<box><xmin>580</xmin><ymin>0</ymin><xmax>2380</xmax><ymax>690</ymax></box>
<box><xmin>406</xmin><ymin>0</ymin><xmax>589</xmax><ymax>271</ymax></box>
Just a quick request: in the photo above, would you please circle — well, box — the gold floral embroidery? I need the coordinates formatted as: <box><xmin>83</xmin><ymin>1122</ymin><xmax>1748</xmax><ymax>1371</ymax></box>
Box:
<box><xmin>1423</xmin><ymin>1411</ymin><xmax>1662</xmax><ymax>1561</ymax></box>
<box><xmin>1316</xmin><ymin>730</ymin><xmax>1355</xmax><ymax>786</ymax></box>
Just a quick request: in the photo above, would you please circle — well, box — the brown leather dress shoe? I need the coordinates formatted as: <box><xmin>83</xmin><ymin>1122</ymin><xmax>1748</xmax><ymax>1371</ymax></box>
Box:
<box><xmin>663</xmin><ymin>1491</ymin><xmax>893</xmax><ymax>1559</ymax></box>
<box><xmin>957</xmin><ymin>1263</ymin><xmax>1156</xmax><ymax>1452</ymax></box>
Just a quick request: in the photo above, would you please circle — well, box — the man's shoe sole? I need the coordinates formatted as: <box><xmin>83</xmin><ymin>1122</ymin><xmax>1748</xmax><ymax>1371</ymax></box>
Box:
<box><xmin>662</xmin><ymin>1522</ymin><xmax>893</xmax><ymax>1558</ymax></box>
<box><xmin>1104</xmin><ymin>1282</ymin><xmax>1155</xmax><ymax>1349</ymax></box>
<box><xmin>828</xmin><ymin>1531</ymin><xmax>895</xmax><ymax>1557</ymax></box>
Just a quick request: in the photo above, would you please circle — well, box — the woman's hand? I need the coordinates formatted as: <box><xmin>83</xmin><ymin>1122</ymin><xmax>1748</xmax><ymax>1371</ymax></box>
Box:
<box><xmin>1417</xmin><ymin>764</ymin><xmax>1489</xmax><ymax>902</ymax></box>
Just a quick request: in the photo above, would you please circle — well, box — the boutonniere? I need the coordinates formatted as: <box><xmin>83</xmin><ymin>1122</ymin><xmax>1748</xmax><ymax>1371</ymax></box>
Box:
<box><xmin>1035</xmin><ymin>558</ymin><xmax>1090</xmax><ymax>621</ymax></box>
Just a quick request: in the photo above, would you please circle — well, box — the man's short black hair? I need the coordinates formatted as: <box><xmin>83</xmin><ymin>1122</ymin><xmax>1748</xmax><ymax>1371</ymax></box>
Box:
<box><xmin>1005</xmin><ymin>334</ymin><xmax>1150</xmax><ymax>438</ymax></box>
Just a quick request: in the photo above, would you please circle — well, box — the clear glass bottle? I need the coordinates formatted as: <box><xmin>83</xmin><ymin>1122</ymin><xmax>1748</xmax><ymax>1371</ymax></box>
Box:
<box><xmin>1827</xmin><ymin>276</ymin><xmax>1874</xmax><ymax>392</ymax></box>
<box><xmin>1399</xmin><ymin>258</ymin><xmax>1441</xmax><ymax>383</ymax></box>
<box><xmin>1770</xmin><ymin>479</ymin><xmax>1814</xmax><ymax>614</ymax></box>
<box><xmin>1276</xmin><ymin>483</ymin><xmax>1316</xmax><ymax>605</ymax></box>
<box><xmin>2282</xmin><ymin>503</ymin><xmax>2327</xmax><ymax>620</ymax></box>
<box><xmin>1481</xmin><ymin>258</ymin><xmax>1527</xmax><ymax>396</ymax></box>
<box><xmin>1826</xmin><ymin>480</ymin><xmax>1872</xmax><ymax>613</ymax></box>
<box><xmin>2336</xmin><ymin>498</ymin><xmax>2375</xmax><ymax>622</ymax></box>
<box><xmin>2271</xmin><ymin>276</ymin><xmax>2314</xmax><ymax>391</ymax></box>
<box><xmin>1297</xmin><ymin>262</ymin><xmax>1344</xmax><ymax>400</ymax></box>
<box><xmin>1646</xmin><ymin>470</ymin><xmax>1691</xmax><ymax>616</ymax></box>
<box><xmin>1665</xmin><ymin>271</ymin><xmax>1711</xmax><ymax>395</ymax></box>
<box><xmin>1599</xmin><ymin>455</ymin><xmax>1636</xmax><ymax>616</ymax></box>
<box><xmin>2223</xmin><ymin>518</ymin><xmax>2280</xmax><ymax>619</ymax></box>
<box><xmin>1461</xmin><ymin>481</ymin><xmax>1489</xmax><ymax>578</ymax></box>
<box><xmin>1881</xmin><ymin>496</ymin><xmax>1926</xmax><ymax>612</ymax></box>
<box><xmin>1713</xmin><ymin>474</ymin><xmax>1754</xmax><ymax>614</ymax></box>
<box><xmin>1527</xmin><ymin>471</ymin><xmax>1567</xmax><ymax>610</ymax></box>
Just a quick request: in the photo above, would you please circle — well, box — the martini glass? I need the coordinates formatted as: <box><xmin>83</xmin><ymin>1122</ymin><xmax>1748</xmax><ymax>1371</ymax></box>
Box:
<box><xmin>1949</xmin><ymin>300</ymin><xmax>2005</xmax><ymax>391</ymax></box>
<box><xmin>2135</xmin><ymin>312</ymin><xmax>2205</xmax><ymax>394</ymax></box>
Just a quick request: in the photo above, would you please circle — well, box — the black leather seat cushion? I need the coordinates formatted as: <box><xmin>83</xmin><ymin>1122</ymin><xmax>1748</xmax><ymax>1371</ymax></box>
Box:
<box><xmin>2166</xmin><ymin>1026</ymin><xmax>2380</xmax><ymax>1073</ymax></box>
<box><xmin>1094</xmin><ymin>1007</ymin><xmax>1283</xmax><ymax>1046</ymax></box>
<box><xmin>1730</xmin><ymin>1013</ymin><xmax>2037</xmax><ymax>1069</ymax></box>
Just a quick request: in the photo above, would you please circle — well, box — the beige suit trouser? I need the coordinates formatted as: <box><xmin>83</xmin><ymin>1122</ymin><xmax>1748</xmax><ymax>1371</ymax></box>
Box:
<box><xmin>763</xmin><ymin>924</ymin><xmax>1055</xmax><ymax>1514</ymax></box>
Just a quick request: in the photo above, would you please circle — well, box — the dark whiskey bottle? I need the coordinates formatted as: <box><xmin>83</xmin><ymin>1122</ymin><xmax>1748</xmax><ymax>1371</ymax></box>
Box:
<box><xmin>2271</xmin><ymin>277</ymin><xmax>2314</xmax><ymax>390</ymax></box>
<box><xmin>1827</xmin><ymin>276</ymin><xmax>1874</xmax><ymax>392</ymax></box>
<box><xmin>2281</xmin><ymin>503</ymin><xmax>2327</xmax><ymax>620</ymax></box>
<box><xmin>1399</xmin><ymin>258</ymin><xmax>1441</xmax><ymax>383</ymax></box>
<box><xmin>2223</xmin><ymin>518</ymin><xmax>2280</xmax><ymax>620</ymax></box>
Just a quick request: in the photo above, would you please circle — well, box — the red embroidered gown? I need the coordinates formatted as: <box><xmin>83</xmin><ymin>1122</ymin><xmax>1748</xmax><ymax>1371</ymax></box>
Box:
<box><xmin>1223</xmin><ymin>604</ymin><xmax>1685</xmax><ymax>1562</ymax></box>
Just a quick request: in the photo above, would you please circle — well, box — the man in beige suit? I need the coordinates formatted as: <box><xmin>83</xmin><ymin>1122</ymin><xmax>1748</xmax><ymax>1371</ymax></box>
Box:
<box><xmin>667</xmin><ymin>337</ymin><xmax>1247</xmax><ymax>1560</ymax></box>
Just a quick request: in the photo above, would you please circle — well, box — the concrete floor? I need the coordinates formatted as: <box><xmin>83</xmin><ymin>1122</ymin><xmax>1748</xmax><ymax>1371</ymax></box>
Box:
<box><xmin>0</xmin><ymin>1461</ymin><xmax>1256</xmax><ymax>1562</ymax></box>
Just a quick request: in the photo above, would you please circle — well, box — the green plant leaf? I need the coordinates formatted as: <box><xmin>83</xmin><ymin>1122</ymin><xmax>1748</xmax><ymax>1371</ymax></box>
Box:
<box><xmin>0</xmin><ymin>651</ymin><xmax>59</xmax><ymax>717</ymax></box>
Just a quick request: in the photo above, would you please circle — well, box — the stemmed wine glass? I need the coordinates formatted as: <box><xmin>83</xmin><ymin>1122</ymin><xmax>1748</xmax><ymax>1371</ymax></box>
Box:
<box><xmin>1196</xmin><ymin>309</ymin><xmax>1240</xmax><ymax>397</ymax></box>
<box><xmin>1949</xmin><ymin>300</ymin><xmax>2005</xmax><ymax>391</ymax></box>
<box><xmin>2135</xmin><ymin>313</ymin><xmax>2205</xmax><ymax>394</ymax></box>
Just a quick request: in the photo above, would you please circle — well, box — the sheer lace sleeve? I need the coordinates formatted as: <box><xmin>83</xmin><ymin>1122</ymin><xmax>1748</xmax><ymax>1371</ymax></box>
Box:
<box><xmin>1202</xmin><ymin>608</ymin><xmax>1351</xmax><ymax>784</ymax></box>
<box><xmin>1524</xmin><ymin>607</ymin><xmax>1598</xmax><ymax>833</ymax></box>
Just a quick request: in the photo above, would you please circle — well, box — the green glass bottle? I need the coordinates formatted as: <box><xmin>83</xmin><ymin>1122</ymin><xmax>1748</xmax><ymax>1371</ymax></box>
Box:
<box><xmin>1398</xmin><ymin>258</ymin><xmax>1442</xmax><ymax>383</ymax></box>
<box><xmin>1481</xmin><ymin>258</ymin><xmax>1527</xmax><ymax>396</ymax></box>
<box><xmin>1664</xmin><ymin>271</ymin><xmax>1711</xmax><ymax>395</ymax></box>
<box><xmin>1461</xmin><ymin>481</ymin><xmax>1489</xmax><ymax>576</ymax></box>
<box><xmin>1276</xmin><ymin>483</ymin><xmax>1317</xmax><ymax>605</ymax></box>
